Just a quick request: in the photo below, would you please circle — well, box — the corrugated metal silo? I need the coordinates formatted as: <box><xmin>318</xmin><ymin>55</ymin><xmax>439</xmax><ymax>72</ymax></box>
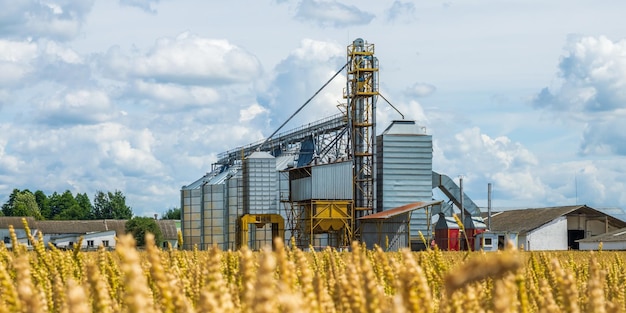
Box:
<box><xmin>376</xmin><ymin>120</ymin><xmax>433</xmax><ymax>248</ymax></box>
<box><xmin>226</xmin><ymin>177</ymin><xmax>242</xmax><ymax>250</ymax></box>
<box><xmin>180</xmin><ymin>188</ymin><xmax>202</xmax><ymax>248</ymax></box>
<box><xmin>202</xmin><ymin>183</ymin><xmax>226</xmax><ymax>249</ymax></box>
<box><xmin>241</xmin><ymin>151</ymin><xmax>278</xmax><ymax>249</ymax></box>
<box><xmin>243</xmin><ymin>151</ymin><xmax>277</xmax><ymax>214</ymax></box>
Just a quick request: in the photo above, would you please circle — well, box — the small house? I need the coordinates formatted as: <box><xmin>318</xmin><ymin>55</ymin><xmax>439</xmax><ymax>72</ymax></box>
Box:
<box><xmin>474</xmin><ymin>231</ymin><xmax>519</xmax><ymax>251</ymax></box>
<box><xmin>0</xmin><ymin>217</ymin><xmax>37</xmax><ymax>249</ymax></box>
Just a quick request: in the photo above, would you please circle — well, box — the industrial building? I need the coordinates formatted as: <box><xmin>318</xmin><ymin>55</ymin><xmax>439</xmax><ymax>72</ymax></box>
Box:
<box><xmin>181</xmin><ymin>38</ymin><xmax>485</xmax><ymax>251</ymax></box>
<box><xmin>577</xmin><ymin>227</ymin><xmax>626</xmax><ymax>250</ymax></box>
<box><xmin>486</xmin><ymin>205</ymin><xmax>626</xmax><ymax>250</ymax></box>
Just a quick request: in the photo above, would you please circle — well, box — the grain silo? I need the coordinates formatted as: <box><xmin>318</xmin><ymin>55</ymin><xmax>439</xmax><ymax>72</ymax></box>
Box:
<box><xmin>375</xmin><ymin>120</ymin><xmax>435</xmax><ymax>249</ymax></box>
<box><xmin>181</xmin><ymin>38</ymin><xmax>486</xmax><ymax>251</ymax></box>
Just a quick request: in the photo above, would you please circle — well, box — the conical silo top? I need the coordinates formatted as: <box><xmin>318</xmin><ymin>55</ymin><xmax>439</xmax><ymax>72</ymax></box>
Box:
<box><xmin>381</xmin><ymin>120</ymin><xmax>427</xmax><ymax>135</ymax></box>
<box><xmin>247</xmin><ymin>151</ymin><xmax>275</xmax><ymax>159</ymax></box>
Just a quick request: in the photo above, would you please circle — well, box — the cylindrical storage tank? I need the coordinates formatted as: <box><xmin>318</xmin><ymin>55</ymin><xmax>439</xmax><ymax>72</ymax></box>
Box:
<box><xmin>226</xmin><ymin>177</ymin><xmax>242</xmax><ymax>251</ymax></box>
<box><xmin>202</xmin><ymin>183</ymin><xmax>226</xmax><ymax>250</ymax></box>
<box><xmin>376</xmin><ymin>120</ymin><xmax>433</xmax><ymax>247</ymax></box>
<box><xmin>180</xmin><ymin>188</ymin><xmax>202</xmax><ymax>249</ymax></box>
<box><xmin>243</xmin><ymin>152</ymin><xmax>277</xmax><ymax>214</ymax></box>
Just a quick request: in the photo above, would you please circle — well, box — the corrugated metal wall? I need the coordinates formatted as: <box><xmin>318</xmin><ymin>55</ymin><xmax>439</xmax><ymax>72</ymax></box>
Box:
<box><xmin>376</xmin><ymin>121</ymin><xmax>433</xmax><ymax>246</ymax></box>
<box><xmin>227</xmin><ymin>178</ymin><xmax>241</xmax><ymax>250</ymax></box>
<box><xmin>377</xmin><ymin>135</ymin><xmax>433</xmax><ymax>209</ymax></box>
<box><xmin>312</xmin><ymin>162</ymin><xmax>352</xmax><ymax>199</ymax></box>
<box><xmin>202</xmin><ymin>183</ymin><xmax>226</xmax><ymax>249</ymax></box>
<box><xmin>361</xmin><ymin>214</ymin><xmax>410</xmax><ymax>251</ymax></box>
<box><xmin>291</xmin><ymin>177</ymin><xmax>312</xmax><ymax>202</ymax></box>
<box><xmin>291</xmin><ymin>162</ymin><xmax>352</xmax><ymax>201</ymax></box>
<box><xmin>243</xmin><ymin>152</ymin><xmax>277</xmax><ymax>215</ymax></box>
<box><xmin>181</xmin><ymin>188</ymin><xmax>202</xmax><ymax>249</ymax></box>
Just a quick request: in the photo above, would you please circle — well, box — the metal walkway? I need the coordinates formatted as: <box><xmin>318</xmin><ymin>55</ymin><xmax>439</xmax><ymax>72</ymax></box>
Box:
<box><xmin>215</xmin><ymin>113</ymin><xmax>347</xmax><ymax>167</ymax></box>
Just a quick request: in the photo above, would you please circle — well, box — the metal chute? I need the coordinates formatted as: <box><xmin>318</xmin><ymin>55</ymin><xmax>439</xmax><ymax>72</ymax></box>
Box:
<box><xmin>432</xmin><ymin>171</ymin><xmax>482</xmax><ymax>217</ymax></box>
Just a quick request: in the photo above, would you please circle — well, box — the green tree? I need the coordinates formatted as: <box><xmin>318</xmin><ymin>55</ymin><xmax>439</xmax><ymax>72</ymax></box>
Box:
<box><xmin>161</xmin><ymin>207</ymin><xmax>181</xmax><ymax>220</ymax></box>
<box><xmin>125</xmin><ymin>217</ymin><xmax>162</xmax><ymax>247</ymax></box>
<box><xmin>92</xmin><ymin>191</ymin><xmax>107</xmax><ymax>219</ymax></box>
<box><xmin>56</xmin><ymin>192</ymin><xmax>91</xmax><ymax>220</ymax></box>
<box><xmin>73</xmin><ymin>192</ymin><xmax>92</xmax><ymax>220</ymax></box>
<box><xmin>2</xmin><ymin>189</ymin><xmax>20</xmax><ymax>216</ymax></box>
<box><xmin>2</xmin><ymin>189</ymin><xmax>43</xmax><ymax>220</ymax></box>
<box><xmin>92</xmin><ymin>190</ymin><xmax>133</xmax><ymax>219</ymax></box>
<box><xmin>48</xmin><ymin>190</ymin><xmax>81</xmax><ymax>220</ymax></box>
<box><xmin>34</xmin><ymin>190</ymin><xmax>49</xmax><ymax>217</ymax></box>
<box><xmin>46</xmin><ymin>192</ymin><xmax>61</xmax><ymax>219</ymax></box>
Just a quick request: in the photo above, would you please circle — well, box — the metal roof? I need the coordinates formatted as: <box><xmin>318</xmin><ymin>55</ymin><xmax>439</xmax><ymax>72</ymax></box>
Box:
<box><xmin>381</xmin><ymin>120</ymin><xmax>427</xmax><ymax>135</ymax></box>
<box><xmin>359</xmin><ymin>201</ymin><xmax>442</xmax><ymax>220</ymax></box>
<box><xmin>36</xmin><ymin>220</ymin><xmax>128</xmax><ymax>235</ymax></box>
<box><xmin>183</xmin><ymin>152</ymin><xmax>296</xmax><ymax>190</ymax></box>
<box><xmin>485</xmin><ymin>205</ymin><xmax>626</xmax><ymax>235</ymax></box>
<box><xmin>155</xmin><ymin>219</ymin><xmax>179</xmax><ymax>240</ymax></box>
<box><xmin>0</xmin><ymin>216</ymin><xmax>36</xmax><ymax>229</ymax></box>
<box><xmin>576</xmin><ymin>227</ymin><xmax>626</xmax><ymax>243</ymax></box>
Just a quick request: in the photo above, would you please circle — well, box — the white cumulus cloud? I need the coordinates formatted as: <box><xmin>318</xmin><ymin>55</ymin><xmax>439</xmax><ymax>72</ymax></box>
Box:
<box><xmin>102</xmin><ymin>32</ymin><xmax>263</xmax><ymax>85</ymax></box>
<box><xmin>131</xmin><ymin>80</ymin><xmax>221</xmax><ymax>109</ymax></box>
<box><xmin>405</xmin><ymin>82</ymin><xmax>436</xmax><ymax>97</ymax></box>
<box><xmin>385</xmin><ymin>1</ymin><xmax>416</xmax><ymax>24</ymax></box>
<box><xmin>259</xmin><ymin>39</ymin><xmax>345</xmax><ymax>129</ymax></box>
<box><xmin>295</xmin><ymin>0</ymin><xmax>375</xmax><ymax>28</ymax></box>
<box><xmin>0</xmin><ymin>0</ymin><xmax>94</xmax><ymax>41</ymax></box>
<box><xmin>435</xmin><ymin>127</ymin><xmax>542</xmax><ymax>202</ymax></box>
<box><xmin>240</xmin><ymin>103</ymin><xmax>268</xmax><ymax>122</ymax></box>
<box><xmin>533</xmin><ymin>35</ymin><xmax>626</xmax><ymax>156</ymax></box>
<box><xmin>35</xmin><ymin>89</ymin><xmax>119</xmax><ymax>126</ymax></box>
<box><xmin>119</xmin><ymin>0</ymin><xmax>160</xmax><ymax>13</ymax></box>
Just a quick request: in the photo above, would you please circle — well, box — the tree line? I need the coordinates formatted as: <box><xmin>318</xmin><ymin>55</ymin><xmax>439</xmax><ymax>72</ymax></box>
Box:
<box><xmin>1</xmin><ymin>189</ymin><xmax>133</xmax><ymax>220</ymax></box>
<box><xmin>1</xmin><ymin>189</ymin><xmax>181</xmax><ymax>221</ymax></box>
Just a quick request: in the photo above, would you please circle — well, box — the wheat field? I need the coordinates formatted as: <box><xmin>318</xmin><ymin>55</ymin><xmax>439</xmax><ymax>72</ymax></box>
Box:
<box><xmin>1</xmin><ymin>222</ymin><xmax>625</xmax><ymax>313</ymax></box>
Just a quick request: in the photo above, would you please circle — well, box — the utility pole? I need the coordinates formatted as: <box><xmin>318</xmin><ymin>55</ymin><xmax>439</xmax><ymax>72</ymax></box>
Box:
<box><xmin>459</xmin><ymin>176</ymin><xmax>464</xmax><ymax>250</ymax></box>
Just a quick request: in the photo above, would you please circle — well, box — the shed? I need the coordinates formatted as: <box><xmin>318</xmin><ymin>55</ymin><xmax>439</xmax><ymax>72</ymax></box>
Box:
<box><xmin>156</xmin><ymin>219</ymin><xmax>180</xmax><ymax>249</ymax></box>
<box><xmin>433</xmin><ymin>216</ymin><xmax>485</xmax><ymax>251</ymax></box>
<box><xmin>434</xmin><ymin>216</ymin><xmax>460</xmax><ymax>251</ymax></box>
<box><xmin>576</xmin><ymin>228</ymin><xmax>626</xmax><ymax>250</ymax></box>
<box><xmin>475</xmin><ymin>231</ymin><xmax>519</xmax><ymax>251</ymax></box>
<box><xmin>486</xmin><ymin>205</ymin><xmax>626</xmax><ymax>250</ymax></box>
<box><xmin>359</xmin><ymin>201</ymin><xmax>441</xmax><ymax>251</ymax></box>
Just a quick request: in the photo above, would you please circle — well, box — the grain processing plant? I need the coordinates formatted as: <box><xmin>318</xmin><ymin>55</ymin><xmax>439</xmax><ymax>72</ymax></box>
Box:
<box><xmin>181</xmin><ymin>38</ymin><xmax>486</xmax><ymax>251</ymax></box>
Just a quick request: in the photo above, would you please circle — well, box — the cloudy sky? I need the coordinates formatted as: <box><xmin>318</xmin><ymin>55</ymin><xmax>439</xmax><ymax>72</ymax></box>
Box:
<box><xmin>1</xmin><ymin>0</ymin><xmax>626</xmax><ymax>217</ymax></box>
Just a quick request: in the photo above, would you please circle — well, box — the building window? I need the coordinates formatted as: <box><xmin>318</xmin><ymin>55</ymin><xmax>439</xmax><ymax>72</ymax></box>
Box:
<box><xmin>484</xmin><ymin>237</ymin><xmax>493</xmax><ymax>247</ymax></box>
<box><xmin>3</xmin><ymin>237</ymin><xmax>9</xmax><ymax>244</ymax></box>
<box><xmin>102</xmin><ymin>240</ymin><xmax>109</xmax><ymax>247</ymax></box>
<box><xmin>87</xmin><ymin>240</ymin><xmax>94</xmax><ymax>247</ymax></box>
<box><xmin>162</xmin><ymin>241</ymin><xmax>169</xmax><ymax>248</ymax></box>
